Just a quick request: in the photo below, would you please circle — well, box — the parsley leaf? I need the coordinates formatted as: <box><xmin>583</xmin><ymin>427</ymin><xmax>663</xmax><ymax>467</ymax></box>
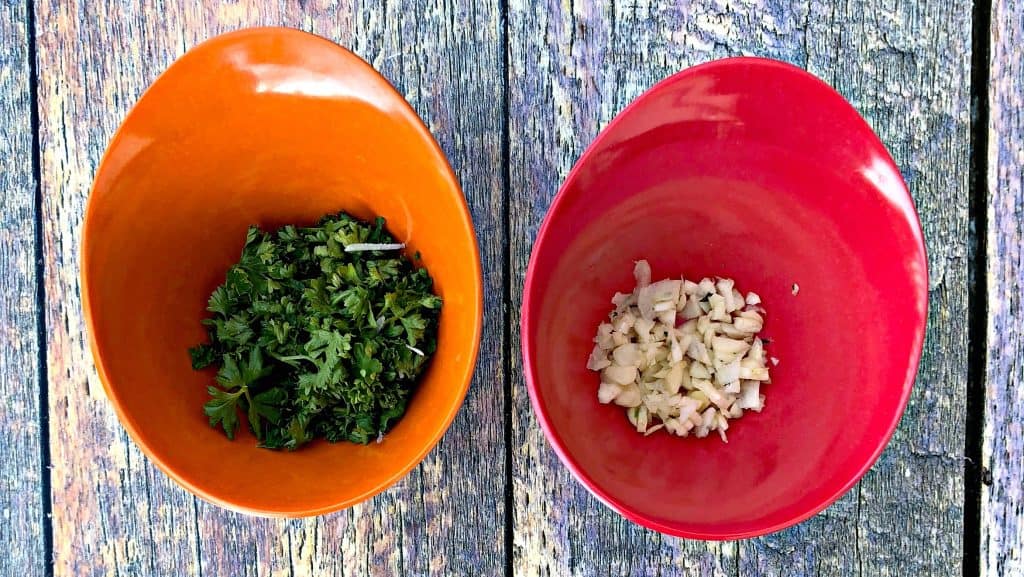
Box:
<box><xmin>190</xmin><ymin>212</ymin><xmax>441</xmax><ymax>450</ymax></box>
<box><xmin>189</xmin><ymin>345</ymin><xmax>217</xmax><ymax>370</ymax></box>
<box><xmin>204</xmin><ymin>386</ymin><xmax>244</xmax><ymax>439</ymax></box>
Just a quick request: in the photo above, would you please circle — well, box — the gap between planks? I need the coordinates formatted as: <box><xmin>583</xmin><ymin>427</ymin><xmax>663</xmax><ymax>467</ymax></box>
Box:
<box><xmin>499</xmin><ymin>0</ymin><xmax>516</xmax><ymax>576</ymax></box>
<box><xmin>26</xmin><ymin>0</ymin><xmax>55</xmax><ymax>572</ymax></box>
<box><xmin>965</xmin><ymin>0</ymin><xmax>994</xmax><ymax>574</ymax></box>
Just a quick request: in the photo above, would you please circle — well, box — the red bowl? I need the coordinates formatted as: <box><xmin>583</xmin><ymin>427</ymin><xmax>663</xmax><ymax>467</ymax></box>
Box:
<box><xmin>521</xmin><ymin>57</ymin><xmax>928</xmax><ymax>539</ymax></box>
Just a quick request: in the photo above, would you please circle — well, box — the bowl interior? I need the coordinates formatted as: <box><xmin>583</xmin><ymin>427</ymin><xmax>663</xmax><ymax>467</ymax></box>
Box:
<box><xmin>83</xmin><ymin>29</ymin><xmax>481</xmax><ymax>515</ymax></box>
<box><xmin>523</xmin><ymin>59</ymin><xmax>927</xmax><ymax>538</ymax></box>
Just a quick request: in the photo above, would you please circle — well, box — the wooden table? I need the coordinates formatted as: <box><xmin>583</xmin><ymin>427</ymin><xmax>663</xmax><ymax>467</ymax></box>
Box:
<box><xmin>1</xmin><ymin>1</ymin><xmax>1020</xmax><ymax>575</ymax></box>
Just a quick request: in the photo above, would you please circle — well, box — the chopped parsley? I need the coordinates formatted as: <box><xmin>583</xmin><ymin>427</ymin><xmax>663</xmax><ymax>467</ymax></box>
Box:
<box><xmin>189</xmin><ymin>212</ymin><xmax>441</xmax><ymax>450</ymax></box>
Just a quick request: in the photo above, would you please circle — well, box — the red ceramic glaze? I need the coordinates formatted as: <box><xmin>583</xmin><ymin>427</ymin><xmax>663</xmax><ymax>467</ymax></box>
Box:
<box><xmin>521</xmin><ymin>58</ymin><xmax>928</xmax><ymax>539</ymax></box>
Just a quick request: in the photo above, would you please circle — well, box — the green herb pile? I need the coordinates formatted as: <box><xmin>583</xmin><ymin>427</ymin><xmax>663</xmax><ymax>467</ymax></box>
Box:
<box><xmin>189</xmin><ymin>212</ymin><xmax>441</xmax><ymax>450</ymax></box>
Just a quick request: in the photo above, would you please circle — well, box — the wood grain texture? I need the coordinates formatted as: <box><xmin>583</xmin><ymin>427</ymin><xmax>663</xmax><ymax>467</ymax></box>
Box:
<box><xmin>0</xmin><ymin>1</ymin><xmax>46</xmax><ymax>576</ymax></box>
<box><xmin>33</xmin><ymin>1</ymin><xmax>505</xmax><ymax>575</ymax></box>
<box><xmin>982</xmin><ymin>0</ymin><xmax>1024</xmax><ymax>574</ymax></box>
<box><xmin>507</xmin><ymin>1</ymin><xmax>971</xmax><ymax>575</ymax></box>
<box><xmin>507</xmin><ymin>2</ymin><xmax>796</xmax><ymax>575</ymax></box>
<box><xmin>793</xmin><ymin>3</ymin><xmax>972</xmax><ymax>577</ymax></box>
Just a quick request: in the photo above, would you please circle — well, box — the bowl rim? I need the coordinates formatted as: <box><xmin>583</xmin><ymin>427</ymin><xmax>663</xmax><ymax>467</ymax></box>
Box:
<box><xmin>80</xmin><ymin>26</ymin><xmax>484</xmax><ymax>517</ymax></box>
<box><xmin>519</xmin><ymin>56</ymin><xmax>929</xmax><ymax>539</ymax></box>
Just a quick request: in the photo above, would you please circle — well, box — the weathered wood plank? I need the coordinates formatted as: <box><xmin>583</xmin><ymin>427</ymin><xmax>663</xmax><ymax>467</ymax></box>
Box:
<box><xmin>507</xmin><ymin>2</ymin><xmax>802</xmax><ymax>575</ymax></box>
<box><xmin>983</xmin><ymin>0</ymin><xmax>1024</xmax><ymax>574</ymax></box>
<box><xmin>752</xmin><ymin>3</ymin><xmax>972</xmax><ymax>576</ymax></box>
<box><xmin>34</xmin><ymin>1</ymin><xmax>505</xmax><ymax>575</ymax></box>
<box><xmin>0</xmin><ymin>1</ymin><xmax>46</xmax><ymax>576</ymax></box>
<box><xmin>508</xmin><ymin>1</ymin><xmax>970</xmax><ymax>575</ymax></box>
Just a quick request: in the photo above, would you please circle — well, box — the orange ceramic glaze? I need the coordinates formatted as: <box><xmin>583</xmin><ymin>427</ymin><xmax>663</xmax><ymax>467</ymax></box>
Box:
<box><xmin>82</xmin><ymin>28</ymin><xmax>482</xmax><ymax>516</ymax></box>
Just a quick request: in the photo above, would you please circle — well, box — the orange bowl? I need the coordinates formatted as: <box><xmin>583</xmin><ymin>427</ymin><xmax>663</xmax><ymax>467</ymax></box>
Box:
<box><xmin>82</xmin><ymin>28</ymin><xmax>482</xmax><ymax>516</ymax></box>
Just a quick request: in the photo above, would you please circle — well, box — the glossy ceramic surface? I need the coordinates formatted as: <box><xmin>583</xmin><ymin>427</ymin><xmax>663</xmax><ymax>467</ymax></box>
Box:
<box><xmin>521</xmin><ymin>58</ymin><xmax>928</xmax><ymax>539</ymax></box>
<box><xmin>82</xmin><ymin>28</ymin><xmax>483</xmax><ymax>516</ymax></box>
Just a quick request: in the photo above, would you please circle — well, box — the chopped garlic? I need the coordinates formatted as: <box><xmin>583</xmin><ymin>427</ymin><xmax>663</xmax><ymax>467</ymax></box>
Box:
<box><xmin>597</xmin><ymin>382</ymin><xmax>622</xmax><ymax>403</ymax></box>
<box><xmin>344</xmin><ymin>242</ymin><xmax>406</xmax><ymax>252</ymax></box>
<box><xmin>587</xmin><ymin>344</ymin><xmax>611</xmax><ymax>371</ymax></box>
<box><xmin>634</xmin><ymin>260</ymin><xmax>652</xmax><ymax>288</ymax></box>
<box><xmin>602</xmin><ymin>365</ymin><xmax>638</xmax><ymax>386</ymax></box>
<box><xmin>588</xmin><ymin>260</ymin><xmax>774</xmax><ymax>441</ymax></box>
<box><xmin>614</xmin><ymin>384</ymin><xmax>644</xmax><ymax>407</ymax></box>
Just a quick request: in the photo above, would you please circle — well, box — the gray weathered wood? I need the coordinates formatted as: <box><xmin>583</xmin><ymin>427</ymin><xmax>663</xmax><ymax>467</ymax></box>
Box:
<box><xmin>508</xmin><ymin>1</ymin><xmax>971</xmax><ymax>575</ymax></box>
<box><xmin>507</xmin><ymin>2</ymin><xmax>789</xmax><ymax>575</ymax></box>
<box><xmin>0</xmin><ymin>1</ymin><xmax>46</xmax><ymax>575</ymax></box>
<box><xmin>34</xmin><ymin>1</ymin><xmax>505</xmax><ymax>575</ymax></box>
<box><xmin>784</xmin><ymin>3</ymin><xmax>972</xmax><ymax>577</ymax></box>
<box><xmin>983</xmin><ymin>0</ymin><xmax>1024</xmax><ymax>574</ymax></box>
